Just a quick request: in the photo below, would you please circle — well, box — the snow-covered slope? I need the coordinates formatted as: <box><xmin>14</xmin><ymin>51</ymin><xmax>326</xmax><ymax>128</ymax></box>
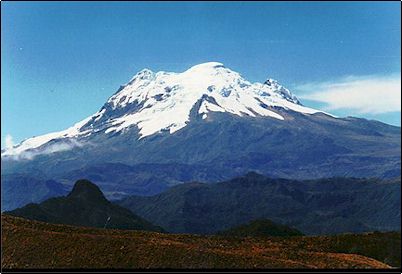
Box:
<box><xmin>2</xmin><ymin>62</ymin><xmax>324</xmax><ymax>157</ymax></box>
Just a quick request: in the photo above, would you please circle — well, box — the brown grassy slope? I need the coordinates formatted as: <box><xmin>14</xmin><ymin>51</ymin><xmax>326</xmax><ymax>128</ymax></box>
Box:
<box><xmin>282</xmin><ymin>231</ymin><xmax>401</xmax><ymax>268</ymax></box>
<box><xmin>1</xmin><ymin>215</ymin><xmax>392</xmax><ymax>269</ymax></box>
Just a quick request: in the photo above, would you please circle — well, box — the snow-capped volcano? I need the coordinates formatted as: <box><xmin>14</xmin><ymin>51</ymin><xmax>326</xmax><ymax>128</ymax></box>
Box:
<box><xmin>2</xmin><ymin>62</ymin><xmax>324</xmax><ymax>157</ymax></box>
<box><xmin>2</xmin><ymin>62</ymin><xmax>400</xmax><ymax>206</ymax></box>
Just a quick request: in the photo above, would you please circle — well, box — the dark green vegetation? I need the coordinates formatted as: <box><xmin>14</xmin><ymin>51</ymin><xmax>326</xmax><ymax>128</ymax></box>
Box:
<box><xmin>5</xmin><ymin>179</ymin><xmax>163</xmax><ymax>232</ymax></box>
<box><xmin>118</xmin><ymin>173</ymin><xmax>401</xmax><ymax>235</ymax></box>
<box><xmin>218</xmin><ymin>219</ymin><xmax>303</xmax><ymax>237</ymax></box>
<box><xmin>2</xmin><ymin>215</ymin><xmax>396</xmax><ymax>269</ymax></box>
<box><xmin>3</xmin><ymin>111</ymin><xmax>400</xmax><ymax>205</ymax></box>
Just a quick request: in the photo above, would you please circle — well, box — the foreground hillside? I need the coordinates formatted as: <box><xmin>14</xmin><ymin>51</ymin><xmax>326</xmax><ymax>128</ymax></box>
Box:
<box><xmin>1</xmin><ymin>215</ymin><xmax>397</xmax><ymax>269</ymax></box>
<box><xmin>218</xmin><ymin>219</ymin><xmax>304</xmax><ymax>237</ymax></box>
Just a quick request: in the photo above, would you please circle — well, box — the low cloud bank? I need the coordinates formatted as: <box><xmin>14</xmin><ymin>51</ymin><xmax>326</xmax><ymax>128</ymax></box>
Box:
<box><xmin>296</xmin><ymin>74</ymin><xmax>401</xmax><ymax>114</ymax></box>
<box><xmin>2</xmin><ymin>138</ymin><xmax>84</xmax><ymax>161</ymax></box>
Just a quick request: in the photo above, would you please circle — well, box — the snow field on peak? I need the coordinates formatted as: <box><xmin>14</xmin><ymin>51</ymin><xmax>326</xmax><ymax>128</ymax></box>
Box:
<box><xmin>102</xmin><ymin>62</ymin><xmax>321</xmax><ymax>138</ymax></box>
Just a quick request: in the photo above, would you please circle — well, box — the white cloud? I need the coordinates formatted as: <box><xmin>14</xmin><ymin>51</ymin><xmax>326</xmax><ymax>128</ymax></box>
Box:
<box><xmin>296</xmin><ymin>74</ymin><xmax>401</xmax><ymax>114</ymax></box>
<box><xmin>5</xmin><ymin>134</ymin><xmax>14</xmax><ymax>150</ymax></box>
<box><xmin>2</xmin><ymin>139</ymin><xmax>85</xmax><ymax>161</ymax></box>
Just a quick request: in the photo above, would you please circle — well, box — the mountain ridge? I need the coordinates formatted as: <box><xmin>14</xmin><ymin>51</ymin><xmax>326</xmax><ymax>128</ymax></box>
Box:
<box><xmin>5</xmin><ymin>179</ymin><xmax>164</xmax><ymax>232</ymax></box>
<box><xmin>117</xmin><ymin>173</ymin><xmax>401</xmax><ymax>235</ymax></box>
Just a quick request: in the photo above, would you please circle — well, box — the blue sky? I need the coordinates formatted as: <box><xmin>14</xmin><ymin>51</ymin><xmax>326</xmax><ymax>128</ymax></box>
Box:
<box><xmin>1</xmin><ymin>1</ymin><xmax>401</xmax><ymax>148</ymax></box>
